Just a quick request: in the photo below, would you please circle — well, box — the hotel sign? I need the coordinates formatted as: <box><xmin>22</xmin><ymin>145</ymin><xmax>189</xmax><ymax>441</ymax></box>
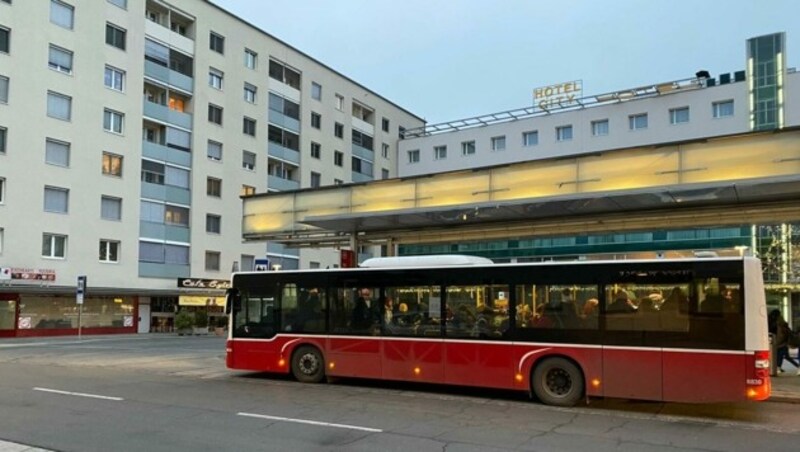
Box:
<box><xmin>533</xmin><ymin>80</ymin><xmax>583</xmax><ymax>111</ymax></box>
<box><xmin>177</xmin><ymin>278</ymin><xmax>231</xmax><ymax>290</ymax></box>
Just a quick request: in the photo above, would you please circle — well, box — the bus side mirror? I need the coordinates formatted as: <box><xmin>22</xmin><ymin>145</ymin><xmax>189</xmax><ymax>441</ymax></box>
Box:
<box><xmin>225</xmin><ymin>288</ymin><xmax>240</xmax><ymax>315</ymax></box>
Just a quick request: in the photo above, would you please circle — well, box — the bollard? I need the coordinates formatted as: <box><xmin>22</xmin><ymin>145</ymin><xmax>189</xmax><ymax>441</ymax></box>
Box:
<box><xmin>769</xmin><ymin>333</ymin><xmax>778</xmax><ymax>377</ymax></box>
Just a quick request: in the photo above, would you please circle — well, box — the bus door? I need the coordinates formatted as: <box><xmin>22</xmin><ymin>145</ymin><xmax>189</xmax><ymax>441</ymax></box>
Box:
<box><xmin>444</xmin><ymin>284</ymin><xmax>512</xmax><ymax>388</ymax></box>
<box><xmin>381</xmin><ymin>285</ymin><xmax>444</xmax><ymax>383</ymax></box>
<box><xmin>327</xmin><ymin>285</ymin><xmax>382</xmax><ymax>379</ymax></box>
<box><xmin>601</xmin><ymin>283</ymin><xmax>665</xmax><ymax>401</ymax></box>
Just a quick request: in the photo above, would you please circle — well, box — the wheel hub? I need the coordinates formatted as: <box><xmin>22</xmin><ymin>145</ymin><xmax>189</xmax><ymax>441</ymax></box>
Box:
<box><xmin>545</xmin><ymin>368</ymin><xmax>572</xmax><ymax>396</ymax></box>
<box><xmin>299</xmin><ymin>353</ymin><xmax>318</xmax><ymax>375</ymax></box>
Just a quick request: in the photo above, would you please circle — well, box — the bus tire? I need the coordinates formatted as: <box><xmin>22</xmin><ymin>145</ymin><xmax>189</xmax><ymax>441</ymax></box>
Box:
<box><xmin>291</xmin><ymin>345</ymin><xmax>325</xmax><ymax>383</ymax></box>
<box><xmin>531</xmin><ymin>357</ymin><xmax>584</xmax><ymax>407</ymax></box>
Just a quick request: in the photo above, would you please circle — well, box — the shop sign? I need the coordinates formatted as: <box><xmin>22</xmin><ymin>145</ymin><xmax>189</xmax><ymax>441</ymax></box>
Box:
<box><xmin>179</xmin><ymin>295</ymin><xmax>226</xmax><ymax>307</ymax></box>
<box><xmin>177</xmin><ymin>278</ymin><xmax>231</xmax><ymax>290</ymax></box>
<box><xmin>0</xmin><ymin>267</ymin><xmax>56</xmax><ymax>281</ymax></box>
<box><xmin>123</xmin><ymin>316</ymin><xmax>134</xmax><ymax>327</ymax></box>
<box><xmin>18</xmin><ymin>317</ymin><xmax>32</xmax><ymax>329</ymax></box>
<box><xmin>533</xmin><ymin>80</ymin><xmax>583</xmax><ymax>111</ymax></box>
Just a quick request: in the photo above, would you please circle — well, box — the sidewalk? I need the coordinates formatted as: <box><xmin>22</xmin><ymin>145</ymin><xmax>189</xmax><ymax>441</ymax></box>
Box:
<box><xmin>771</xmin><ymin>362</ymin><xmax>800</xmax><ymax>403</ymax></box>
<box><xmin>0</xmin><ymin>440</ymin><xmax>51</xmax><ymax>452</ymax></box>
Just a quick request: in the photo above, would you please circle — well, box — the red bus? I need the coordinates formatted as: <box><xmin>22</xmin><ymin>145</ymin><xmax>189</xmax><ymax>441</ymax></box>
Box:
<box><xmin>225</xmin><ymin>255</ymin><xmax>770</xmax><ymax>406</ymax></box>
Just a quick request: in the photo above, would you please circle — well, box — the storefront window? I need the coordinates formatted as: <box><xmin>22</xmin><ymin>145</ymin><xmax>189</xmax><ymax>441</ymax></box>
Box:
<box><xmin>18</xmin><ymin>295</ymin><xmax>133</xmax><ymax>329</ymax></box>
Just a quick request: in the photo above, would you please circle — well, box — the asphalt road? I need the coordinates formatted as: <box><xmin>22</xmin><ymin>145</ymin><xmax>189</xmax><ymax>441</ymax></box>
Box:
<box><xmin>0</xmin><ymin>334</ymin><xmax>798</xmax><ymax>452</ymax></box>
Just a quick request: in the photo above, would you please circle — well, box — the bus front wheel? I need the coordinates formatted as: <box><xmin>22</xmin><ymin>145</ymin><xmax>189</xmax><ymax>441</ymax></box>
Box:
<box><xmin>291</xmin><ymin>345</ymin><xmax>325</xmax><ymax>383</ymax></box>
<box><xmin>531</xmin><ymin>357</ymin><xmax>584</xmax><ymax>407</ymax></box>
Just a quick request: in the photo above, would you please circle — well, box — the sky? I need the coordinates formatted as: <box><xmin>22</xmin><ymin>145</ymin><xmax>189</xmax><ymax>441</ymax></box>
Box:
<box><xmin>213</xmin><ymin>0</ymin><xmax>799</xmax><ymax>125</ymax></box>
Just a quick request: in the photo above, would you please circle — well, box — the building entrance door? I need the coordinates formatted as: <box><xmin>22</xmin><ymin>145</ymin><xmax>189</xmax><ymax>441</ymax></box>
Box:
<box><xmin>138</xmin><ymin>304</ymin><xmax>151</xmax><ymax>334</ymax></box>
<box><xmin>0</xmin><ymin>296</ymin><xmax>18</xmax><ymax>338</ymax></box>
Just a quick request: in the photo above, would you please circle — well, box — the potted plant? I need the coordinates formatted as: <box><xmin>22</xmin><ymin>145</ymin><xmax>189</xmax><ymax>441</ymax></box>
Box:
<box><xmin>174</xmin><ymin>310</ymin><xmax>193</xmax><ymax>336</ymax></box>
<box><xmin>214</xmin><ymin>316</ymin><xmax>227</xmax><ymax>336</ymax></box>
<box><xmin>193</xmin><ymin>311</ymin><xmax>208</xmax><ymax>335</ymax></box>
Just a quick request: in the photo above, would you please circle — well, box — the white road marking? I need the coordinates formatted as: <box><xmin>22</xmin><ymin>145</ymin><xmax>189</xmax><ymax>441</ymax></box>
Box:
<box><xmin>33</xmin><ymin>387</ymin><xmax>124</xmax><ymax>401</ymax></box>
<box><xmin>237</xmin><ymin>412</ymin><xmax>382</xmax><ymax>433</ymax></box>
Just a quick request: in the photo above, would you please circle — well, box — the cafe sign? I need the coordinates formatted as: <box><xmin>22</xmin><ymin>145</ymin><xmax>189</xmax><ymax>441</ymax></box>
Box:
<box><xmin>177</xmin><ymin>278</ymin><xmax>231</xmax><ymax>290</ymax></box>
<box><xmin>533</xmin><ymin>80</ymin><xmax>583</xmax><ymax>111</ymax></box>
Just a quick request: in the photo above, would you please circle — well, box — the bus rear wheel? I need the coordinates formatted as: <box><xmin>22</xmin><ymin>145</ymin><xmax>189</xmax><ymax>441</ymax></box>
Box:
<box><xmin>291</xmin><ymin>345</ymin><xmax>325</xmax><ymax>383</ymax></box>
<box><xmin>531</xmin><ymin>357</ymin><xmax>584</xmax><ymax>407</ymax></box>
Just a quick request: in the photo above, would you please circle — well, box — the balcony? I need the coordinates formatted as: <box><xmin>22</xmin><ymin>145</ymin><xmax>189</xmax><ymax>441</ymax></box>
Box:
<box><xmin>144</xmin><ymin>20</ymin><xmax>194</xmax><ymax>55</ymax></box>
<box><xmin>268</xmin><ymin>110</ymin><xmax>300</xmax><ymax>133</ymax></box>
<box><xmin>268</xmin><ymin>175</ymin><xmax>300</xmax><ymax>191</ymax></box>
<box><xmin>143</xmin><ymin>100</ymin><xmax>192</xmax><ymax>130</ymax></box>
<box><xmin>141</xmin><ymin>181</ymin><xmax>191</xmax><ymax>205</ymax></box>
<box><xmin>352</xmin><ymin>143</ymin><xmax>374</xmax><ymax>161</ymax></box>
<box><xmin>351</xmin><ymin>172</ymin><xmax>373</xmax><ymax>183</ymax></box>
<box><xmin>139</xmin><ymin>262</ymin><xmax>190</xmax><ymax>279</ymax></box>
<box><xmin>140</xmin><ymin>221</ymin><xmax>190</xmax><ymax>243</ymax></box>
<box><xmin>352</xmin><ymin>117</ymin><xmax>375</xmax><ymax>136</ymax></box>
<box><xmin>142</xmin><ymin>140</ymin><xmax>192</xmax><ymax>167</ymax></box>
<box><xmin>268</xmin><ymin>142</ymin><xmax>300</xmax><ymax>165</ymax></box>
<box><xmin>145</xmin><ymin>60</ymin><xmax>193</xmax><ymax>92</ymax></box>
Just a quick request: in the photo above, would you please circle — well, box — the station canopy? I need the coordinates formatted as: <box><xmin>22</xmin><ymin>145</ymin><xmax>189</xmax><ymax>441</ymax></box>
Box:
<box><xmin>242</xmin><ymin>129</ymin><xmax>800</xmax><ymax>247</ymax></box>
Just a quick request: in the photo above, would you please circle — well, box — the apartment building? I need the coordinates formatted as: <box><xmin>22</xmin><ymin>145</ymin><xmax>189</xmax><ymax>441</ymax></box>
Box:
<box><xmin>0</xmin><ymin>0</ymin><xmax>424</xmax><ymax>336</ymax></box>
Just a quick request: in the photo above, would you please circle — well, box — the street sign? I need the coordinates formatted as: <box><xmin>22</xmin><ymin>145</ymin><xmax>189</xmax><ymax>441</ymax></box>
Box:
<box><xmin>254</xmin><ymin>258</ymin><xmax>270</xmax><ymax>272</ymax></box>
<box><xmin>76</xmin><ymin>275</ymin><xmax>87</xmax><ymax>305</ymax></box>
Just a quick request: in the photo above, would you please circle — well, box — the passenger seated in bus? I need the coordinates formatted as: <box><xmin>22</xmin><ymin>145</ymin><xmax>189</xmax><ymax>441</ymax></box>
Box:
<box><xmin>580</xmin><ymin>298</ymin><xmax>599</xmax><ymax>328</ymax></box>
<box><xmin>382</xmin><ymin>297</ymin><xmax>394</xmax><ymax>325</ymax></box>
<box><xmin>635</xmin><ymin>296</ymin><xmax>660</xmax><ymax>330</ymax></box>
<box><xmin>607</xmin><ymin>289</ymin><xmax>637</xmax><ymax>313</ymax></box>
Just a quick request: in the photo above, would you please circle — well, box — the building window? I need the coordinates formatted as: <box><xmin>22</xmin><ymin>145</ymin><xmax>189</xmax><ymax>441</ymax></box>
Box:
<box><xmin>334</xmin><ymin>179</ymin><xmax>343</xmax><ymax>186</ymax></box>
<box><xmin>408</xmin><ymin>149</ymin><xmax>420</xmax><ymax>163</ymax></box>
<box><xmin>244</xmin><ymin>83</ymin><xmax>257</xmax><ymax>103</ymax></box>
<box><xmin>242</xmin><ymin>151</ymin><xmax>255</xmax><ymax>170</ymax></box>
<box><xmin>334</xmin><ymin>122</ymin><xmax>344</xmax><ymax>138</ymax></box>
<box><xmin>45</xmin><ymin>138</ymin><xmax>70</xmax><ymax>167</ymax></box>
<box><xmin>556</xmin><ymin>125</ymin><xmax>573</xmax><ymax>141</ymax></box>
<box><xmin>107</xmin><ymin>0</ymin><xmax>126</xmax><ymax>9</ymax></box>
<box><xmin>0</xmin><ymin>177</ymin><xmax>5</xmax><ymax>204</ymax></box>
<box><xmin>101</xmin><ymin>195</ymin><xmax>122</xmax><ymax>221</ymax></box>
<box><xmin>629</xmin><ymin>113</ymin><xmax>648</xmax><ymax>130</ymax></box>
<box><xmin>240</xmin><ymin>254</ymin><xmax>254</xmax><ymax>271</ymax></box>
<box><xmin>47</xmin><ymin>91</ymin><xmax>71</xmax><ymax>121</ymax></box>
<box><xmin>105</xmin><ymin>23</ymin><xmax>126</xmax><ymax>50</ymax></box>
<box><xmin>268</xmin><ymin>59</ymin><xmax>301</xmax><ymax>89</ymax></box>
<box><xmin>335</xmin><ymin>94</ymin><xmax>344</xmax><ymax>111</ymax></box>
<box><xmin>244</xmin><ymin>48</ymin><xmax>257</xmax><ymax>69</ymax></box>
<box><xmin>42</xmin><ymin>233</ymin><xmax>67</xmax><ymax>258</ymax></box>
<box><xmin>591</xmin><ymin>120</ymin><xmax>609</xmax><ymax>137</ymax></box>
<box><xmin>0</xmin><ymin>75</ymin><xmax>6</xmax><ymax>103</ymax></box>
<box><xmin>434</xmin><ymin>145</ymin><xmax>447</xmax><ymax>160</ymax></box>
<box><xmin>206</xmin><ymin>214</ymin><xmax>221</xmax><ymax>234</ymax></box>
<box><xmin>207</xmin><ymin>140</ymin><xmax>222</xmax><ymax>161</ymax></box>
<box><xmin>99</xmin><ymin>240</ymin><xmax>119</xmax><ymax>263</ymax></box>
<box><xmin>311</xmin><ymin>112</ymin><xmax>321</xmax><ymax>129</ymax></box>
<box><xmin>104</xmin><ymin>66</ymin><xmax>125</xmax><ymax>91</ymax></box>
<box><xmin>334</xmin><ymin>150</ymin><xmax>343</xmax><ymax>167</ymax></box>
<box><xmin>461</xmin><ymin>140</ymin><xmax>476</xmax><ymax>156</ymax></box>
<box><xmin>0</xmin><ymin>127</ymin><xmax>6</xmax><ymax>153</ymax></box>
<box><xmin>48</xmin><ymin>45</ymin><xmax>73</xmax><ymax>74</ymax></box>
<box><xmin>521</xmin><ymin>130</ymin><xmax>538</xmax><ymax>146</ymax></box>
<box><xmin>351</xmin><ymin>130</ymin><xmax>373</xmax><ymax>151</ymax></box>
<box><xmin>102</xmin><ymin>152</ymin><xmax>122</xmax><ymax>176</ymax></box>
<box><xmin>351</xmin><ymin>156</ymin><xmax>372</xmax><ymax>177</ymax></box>
<box><xmin>139</xmin><ymin>241</ymin><xmax>189</xmax><ymax>265</ymax></box>
<box><xmin>311</xmin><ymin>82</ymin><xmax>322</xmax><ymax>100</ymax></box>
<box><xmin>208</xmin><ymin>68</ymin><xmax>223</xmax><ymax>90</ymax></box>
<box><xmin>241</xmin><ymin>185</ymin><xmax>255</xmax><ymax>196</ymax></box>
<box><xmin>207</xmin><ymin>177</ymin><xmax>222</xmax><ymax>197</ymax></box>
<box><xmin>382</xmin><ymin>117</ymin><xmax>390</xmax><ymax>132</ymax></box>
<box><xmin>0</xmin><ymin>27</ymin><xmax>8</xmax><ymax>54</ymax></box>
<box><xmin>382</xmin><ymin>168</ymin><xmax>389</xmax><ymax>179</ymax></box>
<box><xmin>267</xmin><ymin>125</ymin><xmax>300</xmax><ymax>151</ymax></box>
<box><xmin>310</xmin><ymin>171</ymin><xmax>321</xmax><ymax>188</ymax></box>
<box><xmin>491</xmin><ymin>136</ymin><xmax>506</xmax><ymax>151</ymax></box>
<box><xmin>205</xmin><ymin>251</ymin><xmax>221</xmax><ymax>271</ymax></box>
<box><xmin>209</xmin><ymin>32</ymin><xmax>224</xmax><ymax>54</ymax></box>
<box><xmin>310</xmin><ymin>142</ymin><xmax>321</xmax><ymax>159</ymax></box>
<box><xmin>670</xmin><ymin>107</ymin><xmax>690</xmax><ymax>125</ymax></box>
<box><xmin>243</xmin><ymin>117</ymin><xmax>256</xmax><ymax>136</ymax></box>
<box><xmin>44</xmin><ymin>186</ymin><xmax>69</xmax><ymax>213</ymax></box>
<box><xmin>50</xmin><ymin>1</ymin><xmax>74</xmax><ymax>30</ymax></box>
<box><xmin>0</xmin><ymin>227</ymin><xmax>4</xmax><ymax>255</ymax></box>
<box><xmin>382</xmin><ymin>143</ymin><xmax>389</xmax><ymax>158</ymax></box>
<box><xmin>208</xmin><ymin>104</ymin><xmax>223</xmax><ymax>125</ymax></box>
<box><xmin>103</xmin><ymin>109</ymin><xmax>124</xmax><ymax>134</ymax></box>
<box><xmin>713</xmin><ymin>100</ymin><xmax>734</xmax><ymax>118</ymax></box>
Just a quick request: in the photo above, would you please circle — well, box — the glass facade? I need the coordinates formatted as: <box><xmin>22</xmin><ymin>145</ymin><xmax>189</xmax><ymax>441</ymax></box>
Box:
<box><xmin>17</xmin><ymin>295</ymin><xmax>134</xmax><ymax>329</ymax></box>
<box><xmin>748</xmin><ymin>33</ymin><xmax>784</xmax><ymax>131</ymax></box>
